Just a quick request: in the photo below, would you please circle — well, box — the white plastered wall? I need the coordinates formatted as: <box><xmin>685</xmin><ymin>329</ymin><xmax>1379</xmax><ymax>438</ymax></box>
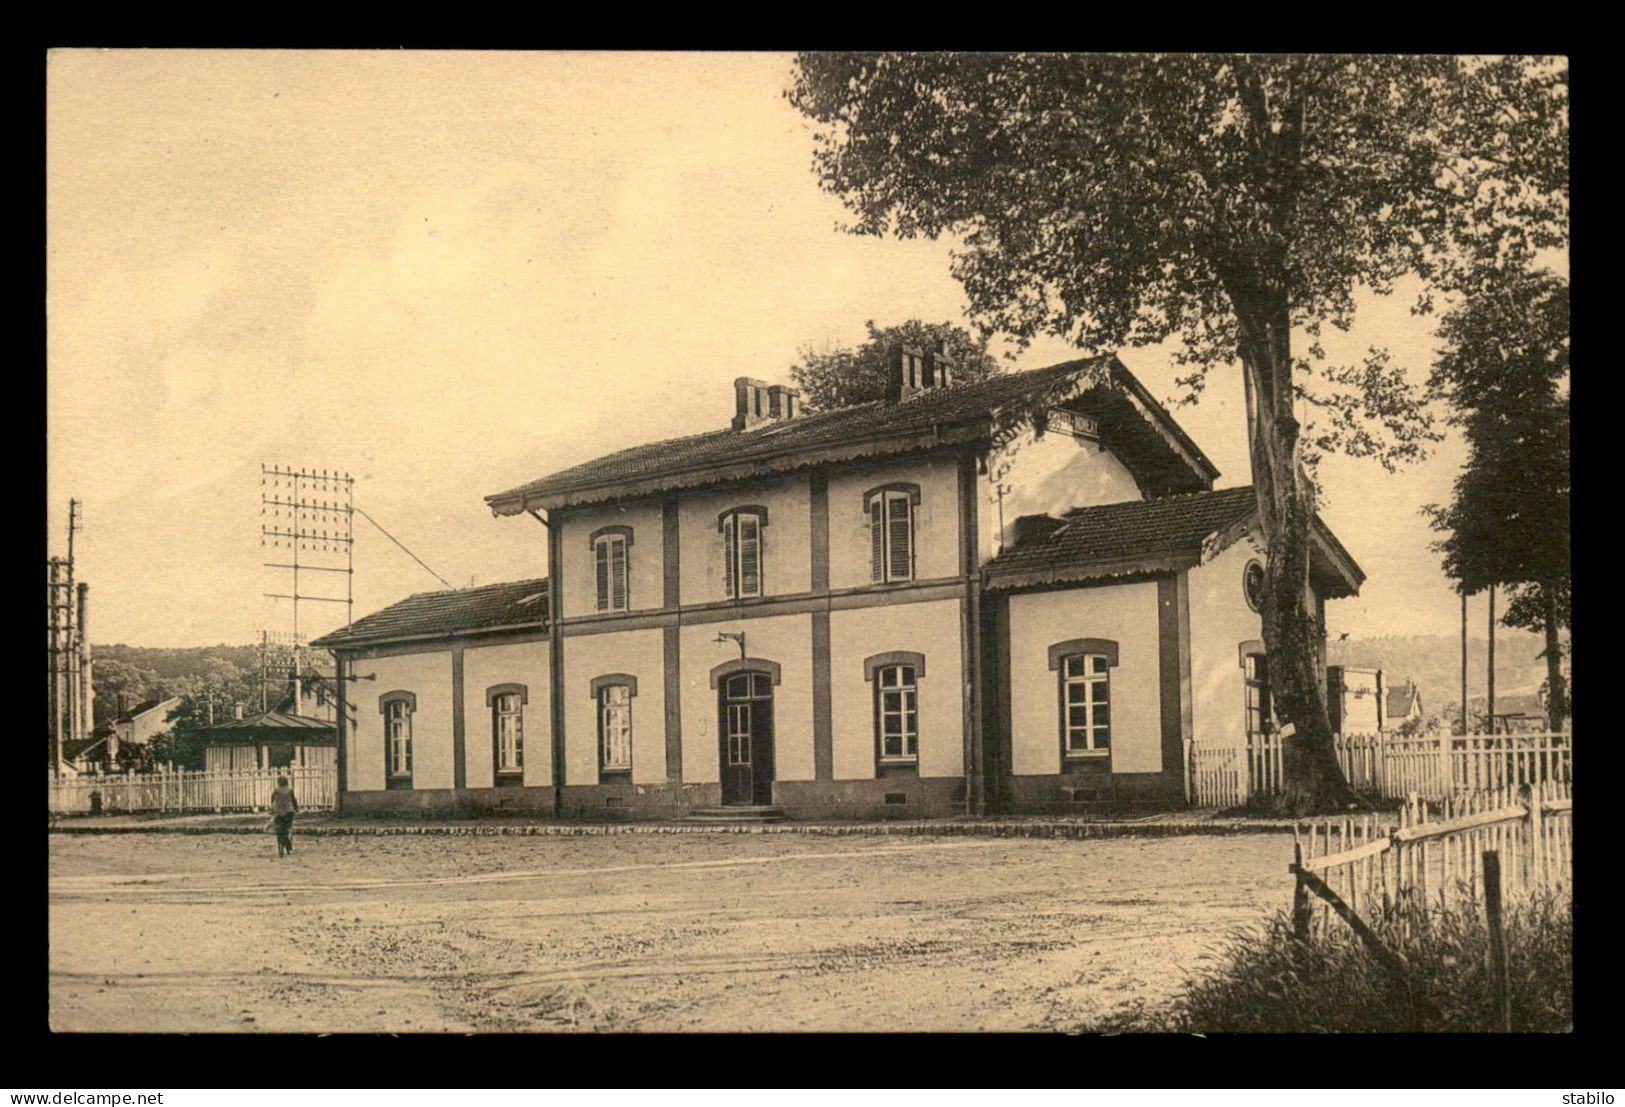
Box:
<box><xmin>348</xmin><ymin>649</ymin><xmax>455</xmax><ymax>791</ymax></box>
<box><xmin>678</xmin><ymin>613</ymin><xmax>814</xmax><ymax>784</ymax></box>
<box><xmin>461</xmin><ymin>638</ymin><xmax>552</xmax><ymax>788</ymax></box>
<box><xmin>1007</xmin><ymin>581</ymin><xmax>1163</xmax><ymax>775</ymax></box>
<box><xmin>828</xmin><ymin>598</ymin><xmax>965</xmax><ymax>779</ymax></box>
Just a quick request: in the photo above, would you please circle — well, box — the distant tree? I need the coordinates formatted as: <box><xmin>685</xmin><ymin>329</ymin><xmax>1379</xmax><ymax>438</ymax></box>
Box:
<box><xmin>1426</xmin><ymin>268</ymin><xmax>1570</xmax><ymax>731</ymax></box>
<box><xmin>150</xmin><ymin>656</ymin><xmax>266</xmax><ymax>770</ymax></box>
<box><xmin>789</xmin><ymin>319</ymin><xmax>1001</xmax><ymax>411</ymax></box>
<box><xmin>789</xmin><ymin>53</ymin><xmax>1567</xmax><ymax>812</ymax></box>
<box><xmin>91</xmin><ymin>657</ymin><xmax>158</xmax><ymax>727</ymax></box>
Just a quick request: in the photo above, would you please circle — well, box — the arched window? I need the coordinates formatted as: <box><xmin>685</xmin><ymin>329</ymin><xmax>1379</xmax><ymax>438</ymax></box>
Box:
<box><xmin>487</xmin><ymin>683</ymin><xmax>527</xmax><ymax>782</ymax></box>
<box><xmin>590</xmin><ymin>526</ymin><xmax>633</xmax><ymax>613</ymax></box>
<box><xmin>591</xmin><ymin>674</ymin><xmax>638</xmax><ymax>775</ymax></box>
<box><xmin>1048</xmin><ymin>639</ymin><xmax>1118</xmax><ymax>760</ymax></box>
<box><xmin>718</xmin><ymin>507</ymin><xmax>768</xmax><ymax>599</ymax></box>
<box><xmin>379</xmin><ymin>691</ymin><xmax>416</xmax><ymax>788</ymax></box>
<box><xmin>864</xmin><ymin>484</ymin><xmax>920</xmax><ymax>584</ymax></box>
<box><xmin>865</xmin><ymin>651</ymin><xmax>926</xmax><ymax>764</ymax></box>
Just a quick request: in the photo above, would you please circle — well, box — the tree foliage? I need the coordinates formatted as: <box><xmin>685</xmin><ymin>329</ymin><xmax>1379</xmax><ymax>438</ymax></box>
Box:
<box><xmin>788</xmin><ymin>53</ymin><xmax>1568</xmax><ymax>810</ymax></box>
<box><xmin>1425</xmin><ymin>266</ymin><xmax>1569</xmax><ymax>728</ymax></box>
<box><xmin>1426</xmin><ymin>267</ymin><xmax>1569</xmax><ymax>592</ymax></box>
<box><xmin>789</xmin><ymin>319</ymin><xmax>1001</xmax><ymax>411</ymax></box>
<box><xmin>788</xmin><ymin>54</ymin><xmax>1563</xmax><ymax>457</ymax></box>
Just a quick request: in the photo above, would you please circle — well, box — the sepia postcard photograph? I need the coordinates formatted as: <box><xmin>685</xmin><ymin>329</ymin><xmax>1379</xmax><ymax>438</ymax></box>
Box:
<box><xmin>45</xmin><ymin>49</ymin><xmax>1570</xmax><ymax>1039</ymax></box>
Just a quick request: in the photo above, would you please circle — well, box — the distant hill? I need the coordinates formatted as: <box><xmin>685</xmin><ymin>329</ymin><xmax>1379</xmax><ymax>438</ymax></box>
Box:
<box><xmin>89</xmin><ymin>643</ymin><xmax>265</xmax><ymax>727</ymax></box>
<box><xmin>1327</xmin><ymin>632</ymin><xmax>1556</xmax><ymax>716</ymax></box>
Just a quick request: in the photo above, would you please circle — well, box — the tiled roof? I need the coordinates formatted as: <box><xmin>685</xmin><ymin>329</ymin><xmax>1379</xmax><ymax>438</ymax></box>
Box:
<box><xmin>984</xmin><ymin>486</ymin><xmax>1363</xmax><ymax>596</ymax></box>
<box><xmin>310</xmin><ymin>578</ymin><xmax>549</xmax><ymax>649</ymax></box>
<box><xmin>114</xmin><ymin>698</ymin><xmax>174</xmax><ymax>724</ymax></box>
<box><xmin>1386</xmin><ymin>682</ymin><xmax>1422</xmax><ymax>716</ymax></box>
<box><xmin>986</xmin><ymin>487</ymin><xmax>1259</xmax><ymax>585</ymax></box>
<box><xmin>197</xmin><ymin>710</ymin><xmax>337</xmax><ymax>741</ymax></box>
<box><xmin>486</xmin><ymin>356</ymin><xmax>1220</xmax><ymax>512</ymax></box>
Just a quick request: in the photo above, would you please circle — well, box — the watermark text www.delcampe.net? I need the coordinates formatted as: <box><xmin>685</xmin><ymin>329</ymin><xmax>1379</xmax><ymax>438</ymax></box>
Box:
<box><xmin>12</xmin><ymin>1095</ymin><xmax>164</xmax><ymax>1104</ymax></box>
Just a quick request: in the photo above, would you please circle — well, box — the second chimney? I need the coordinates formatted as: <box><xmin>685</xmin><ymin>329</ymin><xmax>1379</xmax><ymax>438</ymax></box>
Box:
<box><xmin>733</xmin><ymin>378</ymin><xmax>802</xmax><ymax>431</ymax></box>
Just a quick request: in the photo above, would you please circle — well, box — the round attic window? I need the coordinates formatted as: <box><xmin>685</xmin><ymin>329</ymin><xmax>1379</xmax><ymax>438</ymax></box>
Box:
<box><xmin>1243</xmin><ymin>560</ymin><xmax>1266</xmax><ymax>613</ymax></box>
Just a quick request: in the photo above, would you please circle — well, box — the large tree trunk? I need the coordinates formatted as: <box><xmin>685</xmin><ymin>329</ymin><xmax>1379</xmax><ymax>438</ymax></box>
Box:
<box><xmin>1543</xmin><ymin>581</ymin><xmax>1568</xmax><ymax>732</ymax></box>
<box><xmin>1235</xmin><ymin>292</ymin><xmax>1356</xmax><ymax>815</ymax></box>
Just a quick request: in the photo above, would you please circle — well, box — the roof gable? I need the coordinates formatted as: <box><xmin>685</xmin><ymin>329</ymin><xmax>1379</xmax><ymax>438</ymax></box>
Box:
<box><xmin>486</xmin><ymin>356</ymin><xmax>1219</xmax><ymax>513</ymax></box>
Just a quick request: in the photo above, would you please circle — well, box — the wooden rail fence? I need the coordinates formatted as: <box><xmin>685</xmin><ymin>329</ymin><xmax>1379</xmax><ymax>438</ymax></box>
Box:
<box><xmin>1291</xmin><ymin>780</ymin><xmax>1572</xmax><ymax>932</ymax></box>
<box><xmin>48</xmin><ymin>766</ymin><xmax>337</xmax><ymax>816</ymax></box>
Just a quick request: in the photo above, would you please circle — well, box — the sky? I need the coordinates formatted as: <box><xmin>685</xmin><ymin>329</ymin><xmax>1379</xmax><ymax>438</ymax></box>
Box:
<box><xmin>47</xmin><ymin>50</ymin><xmax>1531</xmax><ymax>648</ymax></box>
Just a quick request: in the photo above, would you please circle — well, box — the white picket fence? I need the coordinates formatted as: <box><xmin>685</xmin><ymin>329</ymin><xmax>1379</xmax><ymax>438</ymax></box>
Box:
<box><xmin>48</xmin><ymin>765</ymin><xmax>337</xmax><ymax>816</ymax></box>
<box><xmin>1186</xmin><ymin>731</ymin><xmax>1572</xmax><ymax>808</ymax></box>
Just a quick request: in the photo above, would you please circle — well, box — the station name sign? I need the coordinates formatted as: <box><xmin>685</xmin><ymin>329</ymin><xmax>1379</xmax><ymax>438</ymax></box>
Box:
<box><xmin>1050</xmin><ymin>409</ymin><xmax>1101</xmax><ymax>442</ymax></box>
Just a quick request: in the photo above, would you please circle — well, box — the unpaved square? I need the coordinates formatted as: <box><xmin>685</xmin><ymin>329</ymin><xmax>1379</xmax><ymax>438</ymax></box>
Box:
<box><xmin>49</xmin><ymin>829</ymin><xmax>1292</xmax><ymax>1032</ymax></box>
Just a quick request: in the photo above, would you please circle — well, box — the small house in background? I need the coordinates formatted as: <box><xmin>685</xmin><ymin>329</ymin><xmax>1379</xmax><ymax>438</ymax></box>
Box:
<box><xmin>197</xmin><ymin>709</ymin><xmax>337</xmax><ymax>771</ymax></box>
<box><xmin>1385</xmin><ymin>680</ymin><xmax>1424</xmax><ymax>728</ymax></box>
<box><xmin>1327</xmin><ymin>665</ymin><xmax>1385</xmax><ymax>735</ymax></box>
<box><xmin>108</xmin><ymin>696</ymin><xmax>183</xmax><ymax>763</ymax></box>
<box><xmin>196</xmin><ymin>666</ymin><xmax>338</xmax><ymax>772</ymax></box>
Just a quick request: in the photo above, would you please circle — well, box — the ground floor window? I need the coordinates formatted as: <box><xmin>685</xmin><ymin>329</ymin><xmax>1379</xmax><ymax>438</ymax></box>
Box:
<box><xmin>1062</xmin><ymin>653</ymin><xmax>1111</xmax><ymax>756</ymax></box>
<box><xmin>601</xmin><ymin>682</ymin><xmax>630</xmax><ymax>767</ymax></box>
<box><xmin>379</xmin><ymin>691</ymin><xmax>416</xmax><ymax>788</ymax></box>
<box><xmin>1244</xmin><ymin>652</ymin><xmax>1271</xmax><ymax>740</ymax></box>
<box><xmin>1048</xmin><ymin>638</ymin><xmax>1118</xmax><ymax>763</ymax></box>
<box><xmin>876</xmin><ymin>665</ymin><xmax>919</xmax><ymax>761</ymax></box>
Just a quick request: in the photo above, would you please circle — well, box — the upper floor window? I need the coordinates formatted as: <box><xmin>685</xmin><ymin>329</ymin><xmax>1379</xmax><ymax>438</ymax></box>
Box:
<box><xmin>1048</xmin><ymin>639</ymin><xmax>1118</xmax><ymax>761</ymax></box>
<box><xmin>379</xmin><ymin>691</ymin><xmax>416</xmax><ymax>787</ymax></box>
<box><xmin>592</xmin><ymin>674</ymin><xmax>638</xmax><ymax>775</ymax></box>
<box><xmin>488</xmin><ymin>683</ymin><xmax>527</xmax><ymax>780</ymax></box>
<box><xmin>865</xmin><ymin>484</ymin><xmax>920</xmax><ymax>584</ymax></box>
<box><xmin>718</xmin><ymin>507</ymin><xmax>768</xmax><ymax>600</ymax></box>
<box><xmin>590</xmin><ymin>525</ymin><xmax>633</xmax><ymax>613</ymax></box>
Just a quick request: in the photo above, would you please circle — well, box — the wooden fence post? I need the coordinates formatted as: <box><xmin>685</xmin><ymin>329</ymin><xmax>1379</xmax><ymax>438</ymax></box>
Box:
<box><xmin>1292</xmin><ymin>837</ymin><xmax>1312</xmax><ymax>939</ymax></box>
<box><xmin>1523</xmin><ymin>782</ymin><xmax>1542</xmax><ymax>891</ymax></box>
<box><xmin>1483</xmin><ymin>850</ymin><xmax>1511</xmax><ymax>1032</ymax></box>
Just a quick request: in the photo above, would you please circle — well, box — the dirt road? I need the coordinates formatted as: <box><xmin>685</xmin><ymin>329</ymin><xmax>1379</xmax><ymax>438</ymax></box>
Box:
<box><xmin>49</xmin><ymin>829</ymin><xmax>1292</xmax><ymax>1032</ymax></box>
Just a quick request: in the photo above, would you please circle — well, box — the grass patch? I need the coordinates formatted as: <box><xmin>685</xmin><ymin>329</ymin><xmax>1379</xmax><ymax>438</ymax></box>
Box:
<box><xmin>1096</xmin><ymin>885</ymin><xmax>1572</xmax><ymax>1033</ymax></box>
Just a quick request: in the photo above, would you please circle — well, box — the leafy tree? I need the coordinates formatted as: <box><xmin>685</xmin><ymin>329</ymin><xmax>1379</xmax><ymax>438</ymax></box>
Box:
<box><xmin>788</xmin><ymin>53</ymin><xmax>1567</xmax><ymax>812</ymax></box>
<box><xmin>789</xmin><ymin>319</ymin><xmax>1001</xmax><ymax>411</ymax></box>
<box><xmin>150</xmin><ymin>656</ymin><xmax>268</xmax><ymax>770</ymax></box>
<box><xmin>91</xmin><ymin>657</ymin><xmax>158</xmax><ymax>727</ymax></box>
<box><xmin>1426</xmin><ymin>268</ymin><xmax>1569</xmax><ymax>731</ymax></box>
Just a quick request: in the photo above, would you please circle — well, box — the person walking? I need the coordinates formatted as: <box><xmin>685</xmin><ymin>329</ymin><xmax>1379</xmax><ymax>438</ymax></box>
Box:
<box><xmin>269</xmin><ymin>776</ymin><xmax>299</xmax><ymax>858</ymax></box>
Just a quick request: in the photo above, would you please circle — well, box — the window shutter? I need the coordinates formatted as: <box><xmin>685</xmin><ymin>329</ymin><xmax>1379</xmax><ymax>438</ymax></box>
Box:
<box><xmin>595</xmin><ymin>540</ymin><xmax>609</xmax><ymax>611</ymax></box>
<box><xmin>739</xmin><ymin>515</ymin><xmax>760</xmax><ymax>597</ymax></box>
<box><xmin>610</xmin><ymin>538</ymin><xmax>627</xmax><ymax>610</ymax></box>
<box><xmin>869</xmin><ymin>497</ymin><xmax>884</xmax><ymax>582</ymax></box>
<box><xmin>723</xmin><ymin>515</ymin><xmax>736</xmax><ymax>598</ymax></box>
<box><xmin>887</xmin><ymin>494</ymin><xmax>912</xmax><ymax>581</ymax></box>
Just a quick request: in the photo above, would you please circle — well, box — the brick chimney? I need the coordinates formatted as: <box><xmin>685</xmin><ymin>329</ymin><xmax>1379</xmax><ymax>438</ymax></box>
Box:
<box><xmin>733</xmin><ymin>378</ymin><xmax>802</xmax><ymax>431</ymax></box>
<box><xmin>888</xmin><ymin>340</ymin><xmax>957</xmax><ymax>402</ymax></box>
<box><xmin>767</xmin><ymin>384</ymin><xmax>801</xmax><ymax>421</ymax></box>
<box><xmin>887</xmin><ymin>345</ymin><xmax>926</xmax><ymax>403</ymax></box>
<box><xmin>924</xmin><ymin>339</ymin><xmax>955</xmax><ymax>389</ymax></box>
<box><xmin>1009</xmin><ymin>513</ymin><xmax>1065</xmax><ymax>547</ymax></box>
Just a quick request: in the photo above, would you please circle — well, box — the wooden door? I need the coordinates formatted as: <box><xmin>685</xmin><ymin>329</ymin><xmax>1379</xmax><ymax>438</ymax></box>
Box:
<box><xmin>720</xmin><ymin>671</ymin><xmax>774</xmax><ymax>805</ymax></box>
